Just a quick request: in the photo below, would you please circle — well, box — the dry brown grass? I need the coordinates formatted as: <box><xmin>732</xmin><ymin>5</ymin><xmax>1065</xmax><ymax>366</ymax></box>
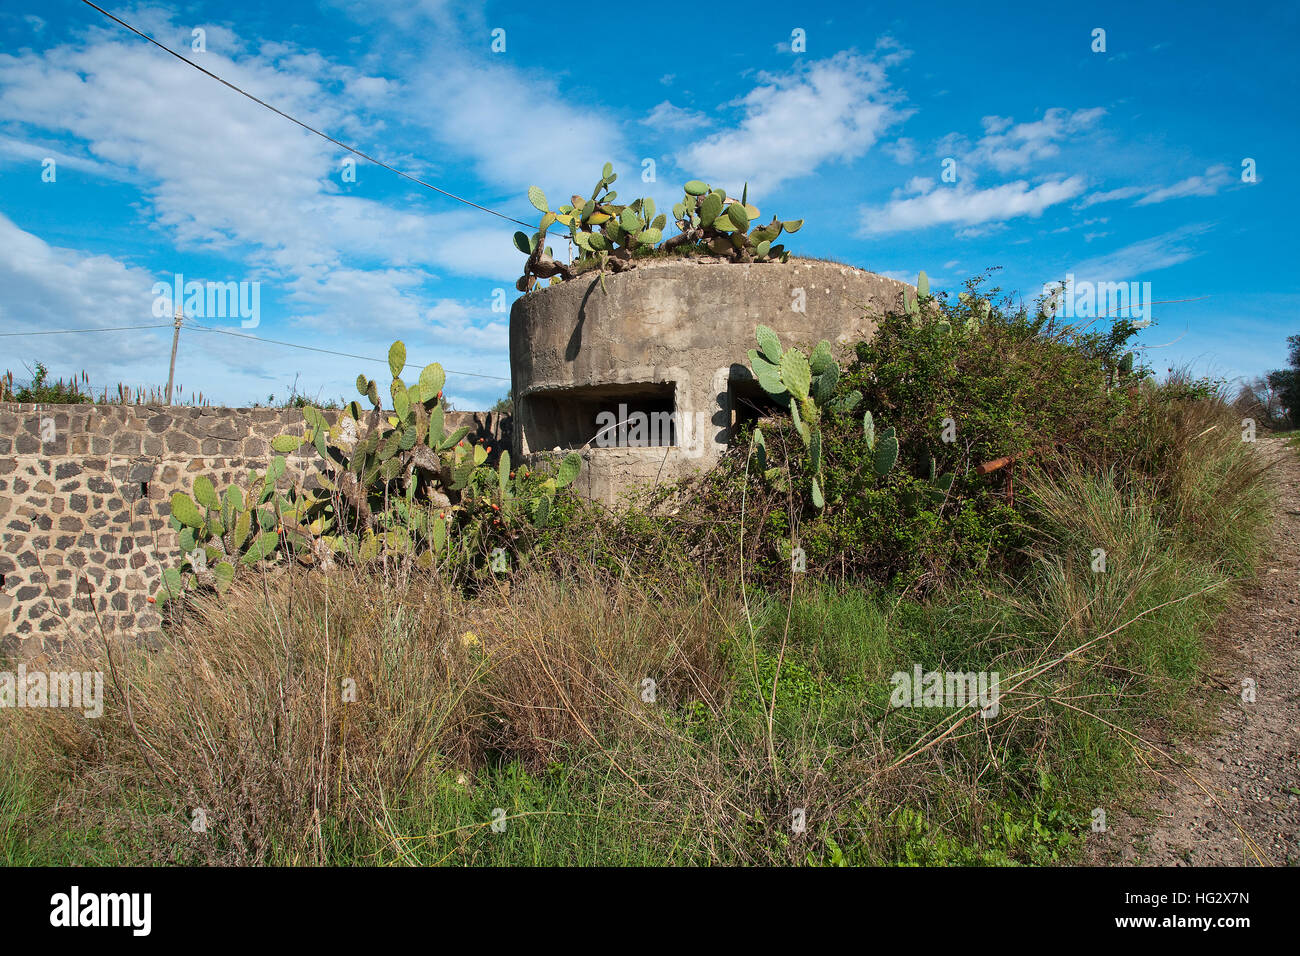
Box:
<box><xmin>38</xmin><ymin>565</ymin><xmax>473</xmax><ymax>863</ymax></box>
<box><xmin>12</xmin><ymin>557</ymin><xmax>785</xmax><ymax>863</ymax></box>
<box><xmin>7</xmin><ymin>548</ymin><xmax>926</xmax><ymax>864</ymax></box>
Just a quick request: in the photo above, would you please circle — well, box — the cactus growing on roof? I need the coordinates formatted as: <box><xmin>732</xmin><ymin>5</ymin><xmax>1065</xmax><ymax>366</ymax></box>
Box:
<box><xmin>514</xmin><ymin>165</ymin><xmax>804</xmax><ymax>290</ymax></box>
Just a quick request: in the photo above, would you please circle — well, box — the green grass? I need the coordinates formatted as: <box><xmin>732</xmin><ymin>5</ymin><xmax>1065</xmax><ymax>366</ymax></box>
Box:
<box><xmin>0</xmin><ymin>715</ymin><xmax>142</xmax><ymax>866</ymax></box>
<box><xmin>0</xmin><ymin>537</ymin><xmax>1250</xmax><ymax>867</ymax></box>
<box><xmin>315</xmin><ymin>550</ymin><xmax>1207</xmax><ymax>867</ymax></box>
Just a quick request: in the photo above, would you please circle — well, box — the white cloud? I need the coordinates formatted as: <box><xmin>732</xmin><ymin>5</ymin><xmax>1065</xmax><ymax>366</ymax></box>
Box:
<box><xmin>1077</xmin><ymin>165</ymin><xmax>1234</xmax><ymax>209</ymax></box>
<box><xmin>1076</xmin><ymin>186</ymin><xmax>1144</xmax><ymax>208</ymax></box>
<box><xmin>868</xmin><ymin>107</ymin><xmax>1110</xmax><ymax>235</ymax></box>
<box><xmin>0</xmin><ymin>211</ymin><xmax>164</xmax><ymax>368</ymax></box>
<box><xmin>395</xmin><ymin>56</ymin><xmax>630</xmax><ymax>202</ymax></box>
<box><xmin>322</xmin><ymin>0</ymin><xmax>462</xmax><ymax>31</ymax></box>
<box><xmin>942</xmin><ymin>107</ymin><xmax>1106</xmax><ymax>178</ymax></box>
<box><xmin>0</xmin><ymin>210</ymin><xmax>290</xmax><ymax>401</ymax></box>
<box><xmin>955</xmin><ymin>221</ymin><xmax>1009</xmax><ymax>239</ymax></box>
<box><xmin>860</xmin><ymin>177</ymin><xmax>1085</xmax><ymax>235</ymax></box>
<box><xmin>0</xmin><ymin>22</ymin><xmax>393</xmax><ymax>270</ymax></box>
<box><xmin>0</xmin><ymin>134</ymin><xmax>129</xmax><ymax>179</ymax></box>
<box><xmin>882</xmin><ymin>137</ymin><xmax>917</xmax><ymax>165</ymax></box>
<box><xmin>424</xmin><ymin>299</ymin><xmax>508</xmax><ymax>350</ymax></box>
<box><xmin>1135</xmin><ymin>165</ymin><xmax>1234</xmax><ymax>205</ymax></box>
<box><xmin>674</xmin><ymin>51</ymin><xmax>912</xmax><ymax>195</ymax></box>
<box><xmin>1067</xmin><ymin>224</ymin><xmax>1211</xmax><ymax>280</ymax></box>
<box><xmin>642</xmin><ymin>100</ymin><xmax>708</xmax><ymax>133</ymax></box>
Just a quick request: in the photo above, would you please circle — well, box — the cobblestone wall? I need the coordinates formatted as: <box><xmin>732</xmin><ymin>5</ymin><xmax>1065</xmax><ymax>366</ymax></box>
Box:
<box><xmin>0</xmin><ymin>403</ymin><xmax>507</xmax><ymax>662</ymax></box>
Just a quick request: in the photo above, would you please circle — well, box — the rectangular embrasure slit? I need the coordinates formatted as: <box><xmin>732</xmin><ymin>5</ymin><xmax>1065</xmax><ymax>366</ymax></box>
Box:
<box><xmin>523</xmin><ymin>383</ymin><xmax>676</xmax><ymax>451</ymax></box>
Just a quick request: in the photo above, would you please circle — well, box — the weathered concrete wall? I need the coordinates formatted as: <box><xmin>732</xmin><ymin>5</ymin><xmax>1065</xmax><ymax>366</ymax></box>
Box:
<box><xmin>0</xmin><ymin>403</ymin><xmax>507</xmax><ymax>661</ymax></box>
<box><xmin>510</xmin><ymin>257</ymin><xmax>912</xmax><ymax>504</ymax></box>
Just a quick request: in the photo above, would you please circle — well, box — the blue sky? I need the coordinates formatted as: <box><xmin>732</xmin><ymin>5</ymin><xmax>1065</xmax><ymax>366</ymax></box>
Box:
<box><xmin>1</xmin><ymin>0</ymin><xmax>1295</xmax><ymax>407</ymax></box>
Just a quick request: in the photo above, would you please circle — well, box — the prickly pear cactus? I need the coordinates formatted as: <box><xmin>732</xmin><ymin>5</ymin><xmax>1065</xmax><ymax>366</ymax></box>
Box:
<box><xmin>746</xmin><ymin>326</ymin><xmax>844</xmax><ymax>509</ymax></box>
<box><xmin>744</xmin><ymin>325</ymin><xmax>918</xmax><ymax>513</ymax></box>
<box><xmin>154</xmin><ymin>456</ymin><xmax>322</xmax><ymax>605</ymax></box>
<box><xmin>158</xmin><ymin>339</ymin><xmax>584</xmax><ymax>600</ymax></box>
<box><xmin>514</xmin><ymin>165</ymin><xmax>804</xmax><ymax>290</ymax></box>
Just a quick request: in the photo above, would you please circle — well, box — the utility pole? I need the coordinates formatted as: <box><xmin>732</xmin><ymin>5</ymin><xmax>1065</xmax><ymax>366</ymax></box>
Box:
<box><xmin>165</xmin><ymin>306</ymin><xmax>183</xmax><ymax>406</ymax></box>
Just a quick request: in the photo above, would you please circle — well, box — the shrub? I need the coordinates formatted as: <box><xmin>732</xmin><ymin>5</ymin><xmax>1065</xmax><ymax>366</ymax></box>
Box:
<box><xmin>671</xmin><ymin>275</ymin><xmax>1141</xmax><ymax>589</ymax></box>
<box><xmin>1263</xmin><ymin>333</ymin><xmax>1300</xmax><ymax>428</ymax></box>
<box><xmin>1</xmin><ymin>363</ymin><xmax>92</xmax><ymax>404</ymax></box>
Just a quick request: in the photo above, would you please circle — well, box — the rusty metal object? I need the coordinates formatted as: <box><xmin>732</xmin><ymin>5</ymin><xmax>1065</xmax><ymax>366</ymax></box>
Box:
<box><xmin>976</xmin><ymin>443</ymin><xmax>1061</xmax><ymax>505</ymax></box>
<box><xmin>973</xmin><ymin>456</ymin><xmax>1018</xmax><ymax>504</ymax></box>
<box><xmin>976</xmin><ymin>442</ymin><xmax>1053</xmax><ymax>477</ymax></box>
<box><xmin>976</xmin><ymin>454</ymin><xmax>1018</xmax><ymax>476</ymax></box>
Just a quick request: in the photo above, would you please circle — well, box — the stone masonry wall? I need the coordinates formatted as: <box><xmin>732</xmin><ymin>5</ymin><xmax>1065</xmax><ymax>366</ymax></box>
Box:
<box><xmin>0</xmin><ymin>403</ymin><xmax>508</xmax><ymax>662</ymax></box>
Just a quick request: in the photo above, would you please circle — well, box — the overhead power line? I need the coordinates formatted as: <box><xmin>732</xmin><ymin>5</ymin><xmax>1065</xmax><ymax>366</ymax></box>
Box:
<box><xmin>78</xmin><ymin>0</ymin><xmax>536</xmax><ymax>230</ymax></box>
<box><xmin>0</xmin><ymin>324</ymin><xmax>173</xmax><ymax>336</ymax></box>
<box><xmin>2</xmin><ymin>322</ymin><xmax>510</xmax><ymax>383</ymax></box>
<box><xmin>183</xmin><ymin>320</ymin><xmax>510</xmax><ymax>382</ymax></box>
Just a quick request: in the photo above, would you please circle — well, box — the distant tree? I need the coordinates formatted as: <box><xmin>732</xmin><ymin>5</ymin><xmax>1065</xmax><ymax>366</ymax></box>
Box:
<box><xmin>1234</xmin><ymin>376</ymin><xmax>1285</xmax><ymax>427</ymax></box>
<box><xmin>490</xmin><ymin>390</ymin><xmax>513</xmax><ymax>415</ymax></box>
<box><xmin>1264</xmin><ymin>334</ymin><xmax>1300</xmax><ymax>428</ymax></box>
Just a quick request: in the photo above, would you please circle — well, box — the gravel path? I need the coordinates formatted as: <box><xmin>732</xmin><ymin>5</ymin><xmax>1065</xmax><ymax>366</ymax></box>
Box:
<box><xmin>1084</xmin><ymin>435</ymin><xmax>1300</xmax><ymax>866</ymax></box>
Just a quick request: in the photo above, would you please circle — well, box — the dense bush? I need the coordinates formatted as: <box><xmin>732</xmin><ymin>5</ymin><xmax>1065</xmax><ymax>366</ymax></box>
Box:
<box><xmin>603</xmin><ymin>275</ymin><xmax>1150</xmax><ymax>590</ymax></box>
<box><xmin>805</xmin><ymin>277</ymin><xmax>1141</xmax><ymax>584</ymax></box>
